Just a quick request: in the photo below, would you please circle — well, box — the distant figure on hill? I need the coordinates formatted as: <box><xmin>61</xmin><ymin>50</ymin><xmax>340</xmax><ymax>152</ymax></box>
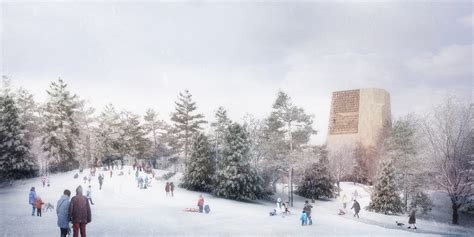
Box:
<box><xmin>351</xmin><ymin>200</ymin><xmax>361</xmax><ymax>218</ymax></box>
<box><xmin>276</xmin><ymin>198</ymin><xmax>283</xmax><ymax>214</ymax></box>
<box><xmin>69</xmin><ymin>186</ymin><xmax>91</xmax><ymax>237</ymax></box>
<box><xmin>98</xmin><ymin>174</ymin><xmax>104</xmax><ymax>190</ymax></box>
<box><xmin>342</xmin><ymin>194</ymin><xmax>348</xmax><ymax>209</ymax></box>
<box><xmin>29</xmin><ymin>187</ymin><xmax>37</xmax><ymax>216</ymax></box>
<box><xmin>303</xmin><ymin>200</ymin><xmax>313</xmax><ymax>225</ymax></box>
<box><xmin>110</xmin><ymin>170</ymin><xmax>113</xmax><ymax>178</ymax></box>
<box><xmin>165</xmin><ymin>182</ymin><xmax>170</xmax><ymax>196</ymax></box>
<box><xmin>57</xmin><ymin>189</ymin><xmax>71</xmax><ymax>237</ymax></box>
<box><xmin>86</xmin><ymin>185</ymin><xmax>94</xmax><ymax>205</ymax></box>
<box><xmin>197</xmin><ymin>195</ymin><xmax>205</xmax><ymax>213</ymax></box>
<box><xmin>42</xmin><ymin>176</ymin><xmax>46</xmax><ymax>187</ymax></box>
<box><xmin>170</xmin><ymin>182</ymin><xmax>175</xmax><ymax>197</ymax></box>
<box><xmin>408</xmin><ymin>209</ymin><xmax>417</xmax><ymax>229</ymax></box>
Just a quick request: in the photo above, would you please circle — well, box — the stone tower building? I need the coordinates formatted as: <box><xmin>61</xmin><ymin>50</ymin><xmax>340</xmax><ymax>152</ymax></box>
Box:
<box><xmin>326</xmin><ymin>88</ymin><xmax>391</xmax><ymax>150</ymax></box>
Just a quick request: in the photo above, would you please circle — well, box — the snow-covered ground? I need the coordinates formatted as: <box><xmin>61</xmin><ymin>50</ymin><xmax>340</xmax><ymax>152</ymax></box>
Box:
<box><xmin>1</xmin><ymin>167</ymin><xmax>473</xmax><ymax>237</ymax></box>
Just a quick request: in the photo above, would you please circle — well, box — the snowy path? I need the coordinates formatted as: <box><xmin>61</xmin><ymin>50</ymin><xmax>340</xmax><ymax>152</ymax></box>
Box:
<box><xmin>0</xmin><ymin>167</ymin><xmax>472</xmax><ymax>237</ymax></box>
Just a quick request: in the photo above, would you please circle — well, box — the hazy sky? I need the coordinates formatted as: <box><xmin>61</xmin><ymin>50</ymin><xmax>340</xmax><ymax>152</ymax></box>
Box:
<box><xmin>1</xmin><ymin>1</ymin><xmax>472</xmax><ymax>144</ymax></box>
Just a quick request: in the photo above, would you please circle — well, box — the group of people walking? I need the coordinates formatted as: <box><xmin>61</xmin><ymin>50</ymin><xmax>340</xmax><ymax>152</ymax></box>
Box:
<box><xmin>165</xmin><ymin>182</ymin><xmax>175</xmax><ymax>196</ymax></box>
<box><xmin>29</xmin><ymin>187</ymin><xmax>45</xmax><ymax>217</ymax></box>
<box><xmin>29</xmin><ymin>186</ymin><xmax>92</xmax><ymax>237</ymax></box>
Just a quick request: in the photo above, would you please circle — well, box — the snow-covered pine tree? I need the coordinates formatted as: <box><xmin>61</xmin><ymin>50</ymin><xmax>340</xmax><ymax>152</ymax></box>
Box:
<box><xmin>0</xmin><ymin>94</ymin><xmax>38</xmax><ymax>180</ymax></box>
<box><xmin>95</xmin><ymin>104</ymin><xmax>122</xmax><ymax>164</ymax></box>
<box><xmin>41</xmin><ymin>79</ymin><xmax>81</xmax><ymax>172</ymax></box>
<box><xmin>180</xmin><ymin>133</ymin><xmax>215</xmax><ymax>192</ymax></box>
<box><xmin>214</xmin><ymin>123</ymin><xmax>263</xmax><ymax>200</ymax></box>
<box><xmin>297</xmin><ymin>147</ymin><xmax>336</xmax><ymax>200</ymax></box>
<box><xmin>15</xmin><ymin>88</ymin><xmax>41</xmax><ymax>143</ymax></box>
<box><xmin>368</xmin><ymin>159</ymin><xmax>403</xmax><ymax>215</ymax></box>
<box><xmin>144</xmin><ymin>109</ymin><xmax>166</xmax><ymax>159</ymax></box>
<box><xmin>210</xmin><ymin>106</ymin><xmax>231</xmax><ymax>168</ymax></box>
<box><xmin>119</xmin><ymin>111</ymin><xmax>150</xmax><ymax>160</ymax></box>
<box><xmin>170</xmin><ymin>90</ymin><xmax>206</xmax><ymax>170</ymax></box>
<box><xmin>75</xmin><ymin>101</ymin><xmax>96</xmax><ymax>168</ymax></box>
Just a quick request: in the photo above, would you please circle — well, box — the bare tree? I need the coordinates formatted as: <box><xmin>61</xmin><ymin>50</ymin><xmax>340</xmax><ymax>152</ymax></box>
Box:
<box><xmin>422</xmin><ymin>97</ymin><xmax>473</xmax><ymax>225</ymax></box>
<box><xmin>329</xmin><ymin>143</ymin><xmax>355</xmax><ymax>196</ymax></box>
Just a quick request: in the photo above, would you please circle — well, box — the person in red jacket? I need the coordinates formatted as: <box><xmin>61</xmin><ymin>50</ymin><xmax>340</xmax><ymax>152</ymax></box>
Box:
<box><xmin>69</xmin><ymin>186</ymin><xmax>91</xmax><ymax>237</ymax></box>
<box><xmin>197</xmin><ymin>195</ymin><xmax>205</xmax><ymax>213</ymax></box>
<box><xmin>35</xmin><ymin>196</ymin><xmax>45</xmax><ymax>217</ymax></box>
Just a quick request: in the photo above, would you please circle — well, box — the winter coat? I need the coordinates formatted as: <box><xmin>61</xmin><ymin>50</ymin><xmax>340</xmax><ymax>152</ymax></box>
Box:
<box><xmin>351</xmin><ymin>201</ymin><xmax>361</xmax><ymax>213</ymax></box>
<box><xmin>197</xmin><ymin>197</ymin><xmax>204</xmax><ymax>207</ymax></box>
<box><xmin>170</xmin><ymin>183</ymin><xmax>175</xmax><ymax>191</ymax></box>
<box><xmin>165</xmin><ymin>184</ymin><xmax>170</xmax><ymax>192</ymax></box>
<box><xmin>56</xmin><ymin>195</ymin><xmax>71</xmax><ymax>228</ymax></box>
<box><xmin>86</xmin><ymin>188</ymin><xmax>92</xmax><ymax>198</ymax></box>
<box><xmin>35</xmin><ymin>198</ymin><xmax>45</xmax><ymax>209</ymax></box>
<box><xmin>408</xmin><ymin>211</ymin><xmax>416</xmax><ymax>224</ymax></box>
<box><xmin>303</xmin><ymin>203</ymin><xmax>313</xmax><ymax>216</ymax></box>
<box><xmin>29</xmin><ymin>191</ymin><xmax>36</xmax><ymax>205</ymax></box>
<box><xmin>300</xmin><ymin>212</ymin><xmax>308</xmax><ymax>221</ymax></box>
<box><xmin>98</xmin><ymin>175</ymin><xmax>103</xmax><ymax>184</ymax></box>
<box><xmin>69</xmin><ymin>194</ymin><xmax>91</xmax><ymax>224</ymax></box>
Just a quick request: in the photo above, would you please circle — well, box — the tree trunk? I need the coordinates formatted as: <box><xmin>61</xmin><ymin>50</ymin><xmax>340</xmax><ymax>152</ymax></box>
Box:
<box><xmin>337</xmin><ymin>180</ymin><xmax>340</xmax><ymax>197</ymax></box>
<box><xmin>452</xmin><ymin>204</ymin><xmax>459</xmax><ymax>225</ymax></box>
<box><xmin>288</xmin><ymin>168</ymin><xmax>293</xmax><ymax>207</ymax></box>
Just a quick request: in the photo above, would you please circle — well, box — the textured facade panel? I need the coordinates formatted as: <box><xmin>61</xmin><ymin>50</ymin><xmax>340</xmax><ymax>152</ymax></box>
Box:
<box><xmin>327</xmin><ymin>88</ymin><xmax>391</xmax><ymax>149</ymax></box>
<box><xmin>329</xmin><ymin>89</ymin><xmax>360</xmax><ymax>135</ymax></box>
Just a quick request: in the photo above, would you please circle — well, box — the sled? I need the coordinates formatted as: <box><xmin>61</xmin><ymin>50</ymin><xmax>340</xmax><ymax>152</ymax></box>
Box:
<box><xmin>183</xmin><ymin>208</ymin><xmax>200</xmax><ymax>212</ymax></box>
<box><xmin>338</xmin><ymin>209</ymin><xmax>346</xmax><ymax>215</ymax></box>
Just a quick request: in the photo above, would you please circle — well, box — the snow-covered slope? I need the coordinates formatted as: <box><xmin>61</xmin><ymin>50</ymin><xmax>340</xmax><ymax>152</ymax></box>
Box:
<box><xmin>0</xmin><ymin>167</ymin><xmax>472</xmax><ymax>237</ymax></box>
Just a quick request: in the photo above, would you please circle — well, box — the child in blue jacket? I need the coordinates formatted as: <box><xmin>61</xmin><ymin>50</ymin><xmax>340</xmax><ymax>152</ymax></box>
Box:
<box><xmin>300</xmin><ymin>210</ymin><xmax>308</xmax><ymax>226</ymax></box>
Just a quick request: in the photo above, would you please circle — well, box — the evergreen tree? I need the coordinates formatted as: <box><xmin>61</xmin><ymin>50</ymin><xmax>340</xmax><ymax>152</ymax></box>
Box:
<box><xmin>180</xmin><ymin>133</ymin><xmax>215</xmax><ymax>192</ymax></box>
<box><xmin>368</xmin><ymin>159</ymin><xmax>403</xmax><ymax>215</ymax></box>
<box><xmin>210</xmin><ymin>106</ymin><xmax>231</xmax><ymax>168</ymax></box>
<box><xmin>119</xmin><ymin>111</ymin><xmax>150</xmax><ymax>160</ymax></box>
<box><xmin>297</xmin><ymin>147</ymin><xmax>336</xmax><ymax>200</ymax></box>
<box><xmin>267</xmin><ymin>91</ymin><xmax>316</xmax><ymax>205</ymax></box>
<box><xmin>41</xmin><ymin>79</ymin><xmax>81</xmax><ymax>172</ymax></box>
<box><xmin>95</xmin><ymin>104</ymin><xmax>122</xmax><ymax>163</ymax></box>
<box><xmin>15</xmin><ymin>88</ymin><xmax>41</xmax><ymax>143</ymax></box>
<box><xmin>170</xmin><ymin>90</ymin><xmax>206</xmax><ymax>169</ymax></box>
<box><xmin>75</xmin><ymin>101</ymin><xmax>96</xmax><ymax>168</ymax></box>
<box><xmin>144</xmin><ymin>109</ymin><xmax>166</xmax><ymax>157</ymax></box>
<box><xmin>214</xmin><ymin>123</ymin><xmax>263</xmax><ymax>200</ymax></box>
<box><xmin>0</xmin><ymin>94</ymin><xmax>38</xmax><ymax>180</ymax></box>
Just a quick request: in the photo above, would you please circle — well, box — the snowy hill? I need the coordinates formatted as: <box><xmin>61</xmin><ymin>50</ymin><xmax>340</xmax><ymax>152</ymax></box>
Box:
<box><xmin>0</xmin><ymin>167</ymin><xmax>473</xmax><ymax>237</ymax></box>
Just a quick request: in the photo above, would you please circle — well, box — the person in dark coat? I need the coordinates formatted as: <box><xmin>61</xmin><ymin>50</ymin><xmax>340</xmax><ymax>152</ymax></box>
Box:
<box><xmin>170</xmin><ymin>182</ymin><xmax>175</xmax><ymax>197</ymax></box>
<box><xmin>69</xmin><ymin>186</ymin><xmax>91</xmax><ymax>237</ymax></box>
<box><xmin>165</xmin><ymin>182</ymin><xmax>170</xmax><ymax>196</ymax></box>
<box><xmin>408</xmin><ymin>209</ymin><xmax>417</xmax><ymax>229</ymax></box>
<box><xmin>57</xmin><ymin>189</ymin><xmax>71</xmax><ymax>237</ymax></box>
<box><xmin>351</xmin><ymin>200</ymin><xmax>361</xmax><ymax>218</ymax></box>
<box><xmin>98</xmin><ymin>174</ymin><xmax>104</xmax><ymax>190</ymax></box>
<box><xmin>29</xmin><ymin>187</ymin><xmax>37</xmax><ymax>216</ymax></box>
<box><xmin>303</xmin><ymin>200</ymin><xmax>313</xmax><ymax>225</ymax></box>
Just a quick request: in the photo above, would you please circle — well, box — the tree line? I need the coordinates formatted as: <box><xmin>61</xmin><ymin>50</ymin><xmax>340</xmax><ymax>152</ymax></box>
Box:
<box><xmin>0</xmin><ymin>77</ymin><xmax>472</xmax><ymax>224</ymax></box>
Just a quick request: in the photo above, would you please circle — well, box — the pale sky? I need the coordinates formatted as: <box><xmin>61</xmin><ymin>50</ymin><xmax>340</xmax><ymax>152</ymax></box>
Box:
<box><xmin>1</xmin><ymin>0</ymin><xmax>473</xmax><ymax>144</ymax></box>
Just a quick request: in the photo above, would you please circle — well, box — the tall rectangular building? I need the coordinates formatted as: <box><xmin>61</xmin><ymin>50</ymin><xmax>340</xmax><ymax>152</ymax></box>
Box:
<box><xmin>327</xmin><ymin>88</ymin><xmax>391</xmax><ymax>150</ymax></box>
